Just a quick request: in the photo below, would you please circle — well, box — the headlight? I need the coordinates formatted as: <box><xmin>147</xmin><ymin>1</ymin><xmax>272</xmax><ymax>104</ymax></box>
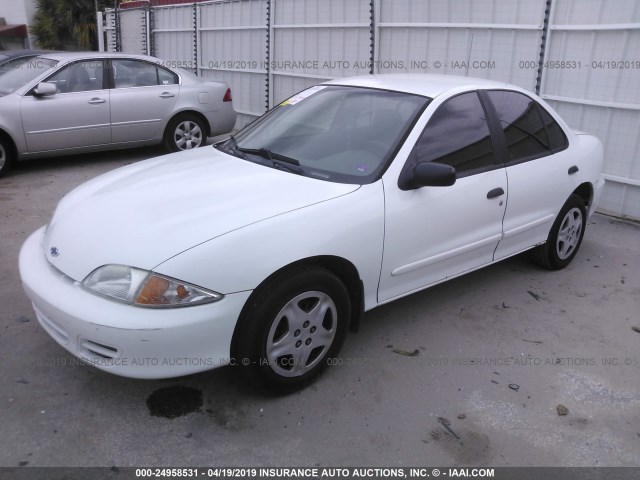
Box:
<box><xmin>82</xmin><ymin>265</ymin><xmax>223</xmax><ymax>308</ymax></box>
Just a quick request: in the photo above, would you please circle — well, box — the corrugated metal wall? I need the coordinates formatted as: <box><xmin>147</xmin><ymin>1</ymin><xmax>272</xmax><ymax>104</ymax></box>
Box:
<box><xmin>105</xmin><ymin>0</ymin><xmax>640</xmax><ymax>220</ymax></box>
<box><xmin>270</xmin><ymin>0</ymin><xmax>372</xmax><ymax>106</ymax></box>
<box><xmin>539</xmin><ymin>0</ymin><xmax>640</xmax><ymax>219</ymax></box>
<box><xmin>152</xmin><ymin>4</ymin><xmax>196</xmax><ymax>73</ymax></box>
<box><xmin>375</xmin><ymin>0</ymin><xmax>545</xmax><ymax>91</ymax></box>
<box><xmin>199</xmin><ymin>0</ymin><xmax>269</xmax><ymax>127</ymax></box>
<box><xmin>118</xmin><ymin>7</ymin><xmax>150</xmax><ymax>54</ymax></box>
<box><xmin>104</xmin><ymin>9</ymin><xmax>117</xmax><ymax>52</ymax></box>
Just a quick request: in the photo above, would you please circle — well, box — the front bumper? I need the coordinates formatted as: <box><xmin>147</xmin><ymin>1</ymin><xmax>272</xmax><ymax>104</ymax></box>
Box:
<box><xmin>19</xmin><ymin>227</ymin><xmax>251</xmax><ymax>379</ymax></box>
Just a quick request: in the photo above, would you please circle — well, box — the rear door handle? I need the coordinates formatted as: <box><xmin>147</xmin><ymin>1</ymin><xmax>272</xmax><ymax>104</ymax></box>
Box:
<box><xmin>88</xmin><ymin>98</ymin><xmax>106</xmax><ymax>104</ymax></box>
<box><xmin>487</xmin><ymin>187</ymin><xmax>505</xmax><ymax>199</ymax></box>
<box><xmin>568</xmin><ymin>165</ymin><xmax>579</xmax><ymax>175</ymax></box>
<box><xmin>159</xmin><ymin>92</ymin><xmax>175</xmax><ymax>98</ymax></box>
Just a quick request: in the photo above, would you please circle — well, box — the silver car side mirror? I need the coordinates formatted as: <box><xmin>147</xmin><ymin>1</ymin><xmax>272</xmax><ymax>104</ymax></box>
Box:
<box><xmin>33</xmin><ymin>82</ymin><xmax>58</xmax><ymax>97</ymax></box>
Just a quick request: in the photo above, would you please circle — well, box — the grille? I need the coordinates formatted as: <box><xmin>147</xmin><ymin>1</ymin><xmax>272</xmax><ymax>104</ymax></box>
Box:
<box><xmin>79</xmin><ymin>338</ymin><xmax>120</xmax><ymax>361</ymax></box>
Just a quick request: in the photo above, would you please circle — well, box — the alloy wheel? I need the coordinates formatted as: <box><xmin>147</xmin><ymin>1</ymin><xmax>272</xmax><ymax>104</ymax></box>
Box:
<box><xmin>265</xmin><ymin>291</ymin><xmax>337</xmax><ymax>378</ymax></box>
<box><xmin>556</xmin><ymin>207</ymin><xmax>583</xmax><ymax>260</ymax></box>
<box><xmin>174</xmin><ymin>121</ymin><xmax>203</xmax><ymax>150</ymax></box>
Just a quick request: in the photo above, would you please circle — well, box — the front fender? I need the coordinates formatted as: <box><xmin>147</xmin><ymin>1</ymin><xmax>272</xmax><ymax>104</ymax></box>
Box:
<box><xmin>153</xmin><ymin>181</ymin><xmax>385</xmax><ymax>312</ymax></box>
<box><xmin>0</xmin><ymin>96</ymin><xmax>28</xmax><ymax>157</ymax></box>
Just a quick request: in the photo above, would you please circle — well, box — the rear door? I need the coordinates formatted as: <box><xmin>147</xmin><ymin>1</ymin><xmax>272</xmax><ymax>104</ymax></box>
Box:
<box><xmin>108</xmin><ymin>59</ymin><xmax>179</xmax><ymax>143</ymax></box>
<box><xmin>484</xmin><ymin>90</ymin><xmax>575</xmax><ymax>260</ymax></box>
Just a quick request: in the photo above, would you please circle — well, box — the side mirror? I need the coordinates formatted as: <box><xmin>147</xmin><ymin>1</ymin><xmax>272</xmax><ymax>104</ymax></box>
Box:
<box><xmin>33</xmin><ymin>82</ymin><xmax>58</xmax><ymax>97</ymax></box>
<box><xmin>399</xmin><ymin>161</ymin><xmax>457</xmax><ymax>190</ymax></box>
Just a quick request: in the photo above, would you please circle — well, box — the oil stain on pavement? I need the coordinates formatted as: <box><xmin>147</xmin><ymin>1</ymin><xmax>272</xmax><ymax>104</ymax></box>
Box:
<box><xmin>146</xmin><ymin>386</ymin><xmax>203</xmax><ymax>419</ymax></box>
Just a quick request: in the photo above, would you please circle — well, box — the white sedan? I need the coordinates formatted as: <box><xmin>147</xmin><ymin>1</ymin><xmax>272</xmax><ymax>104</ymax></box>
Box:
<box><xmin>19</xmin><ymin>74</ymin><xmax>604</xmax><ymax>392</ymax></box>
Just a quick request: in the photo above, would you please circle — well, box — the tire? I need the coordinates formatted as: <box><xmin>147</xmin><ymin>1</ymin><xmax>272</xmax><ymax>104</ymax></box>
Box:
<box><xmin>234</xmin><ymin>266</ymin><xmax>351</xmax><ymax>393</ymax></box>
<box><xmin>0</xmin><ymin>136</ymin><xmax>14</xmax><ymax>178</ymax></box>
<box><xmin>531</xmin><ymin>194</ymin><xmax>587</xmax><ymax>270</ymax></box>
<box><xmin>163</xmin><ymin>114</ymin><xmax>206</xmax><ymax>152</ymax></box>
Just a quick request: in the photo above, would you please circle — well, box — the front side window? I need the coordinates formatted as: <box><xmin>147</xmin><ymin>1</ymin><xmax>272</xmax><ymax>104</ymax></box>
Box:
<box><xmin>111</xmin><ymin>60</ymin><xmax>178</xmax><ymax>88</ymax></box>
<box><xmin>487</xmin><ymin>90</ymin><xmax>567</xmax><ymax>163</ymax></box>
<box><xmin>406</xmin><ymin>92</ymin><xmax>496</xmax><ymax>175</ymax></box>
<box><xmin>46</xmin><ymin>60</ymin><xmax>104</xmax><ymax>93</ymax></box>
<box><xmin>0</xmin><ymin>57</ymin><xmax>58</xmax><ymax>95</ymax></box>
<box><xmin>225</xmin><ymin>85</ymin><xmax>429</xmax><ymax>184</ymax></box>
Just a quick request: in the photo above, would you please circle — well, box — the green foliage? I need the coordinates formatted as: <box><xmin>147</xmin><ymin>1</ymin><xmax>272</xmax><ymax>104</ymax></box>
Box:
<box><xmin>32</xmin><ymin>0</ymin><xmax>112</xmax><ymax>50</ymax></box>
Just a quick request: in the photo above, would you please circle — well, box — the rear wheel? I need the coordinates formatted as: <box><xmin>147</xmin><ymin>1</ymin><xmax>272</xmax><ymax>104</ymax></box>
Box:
<box><xmin>163</xmin><ymin>114</ymin><xmax>206</xmax><ymax>152</ymax></box>
<box><xmin>0</xmin><ymin>137</ymin><xmax>14</xmax><ymax>178</ymax></box>
<box><xmin>235</xmin><ymin>266</ymin><xmax>350</xmax><ymax>393</ymax></box>
<box><xmin>531</xmin><ymin>194</ymin><xmax>587</xmax><ymax>270</ymax></box>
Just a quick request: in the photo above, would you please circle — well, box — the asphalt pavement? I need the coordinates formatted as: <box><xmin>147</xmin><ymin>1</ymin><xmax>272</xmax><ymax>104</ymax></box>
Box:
<box><xmin>1</xmin><ymin>146</ymin><xmax>639</xmax><ymax>468</ymax></box>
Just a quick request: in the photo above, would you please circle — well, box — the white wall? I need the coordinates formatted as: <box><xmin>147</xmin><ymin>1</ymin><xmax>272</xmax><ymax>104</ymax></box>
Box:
<box><xmin>0</xmin><ymin>0</ymin><xmax>31</xmax><ymax>25</ymax></box>
<box><xmin>0</xmin><ymin>0</ymin><xmax>37</xmax><ymax>46</ymax></box>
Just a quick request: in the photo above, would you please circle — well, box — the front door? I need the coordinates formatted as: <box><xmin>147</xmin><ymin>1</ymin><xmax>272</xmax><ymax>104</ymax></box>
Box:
<box><xmin>379</xmin><ymin>91</ymin><xmax>507</xmax><ymax>302</ymax></box>
<box><xmin>21</xmin><ymin>60</ymin><xmax>110</xmax><ymax>152</ymax></box>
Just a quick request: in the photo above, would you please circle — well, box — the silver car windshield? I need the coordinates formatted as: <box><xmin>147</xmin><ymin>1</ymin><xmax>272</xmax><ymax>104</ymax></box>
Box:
<box><xmin>0</xmin><ymin>57</ymin><xmax>58</xmax><ymax>95</ymax></box>
<box><xmin>231</xmin><ymin>85</ymin><xmax>429</xmax><ymax>184</ymax></box>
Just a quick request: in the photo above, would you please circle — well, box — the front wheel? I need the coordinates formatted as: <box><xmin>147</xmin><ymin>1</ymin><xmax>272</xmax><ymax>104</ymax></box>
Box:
<box><xmin>234</xmin><ymin>266</ymin><xmax>351</xmax><ymax>393</ymax></box>
<box><xmin>163</xmin><ymin>114</ymin><xmax>206</xmax><ymax>152</ymax></box>
<box><xmin>0</xmin><ymin>137</ymin><xmax>14</xmax><ymax>178</ymax></box>
<box><xmin>531</xmin><ymin>194</ymin><xmax>587</xmax><ymax>270</ymax></box>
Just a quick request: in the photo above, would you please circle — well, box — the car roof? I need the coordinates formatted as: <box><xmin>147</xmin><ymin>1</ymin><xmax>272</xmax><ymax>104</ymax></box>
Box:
<box><xmin>324</xmin><ymin>73</ymin><xmax>514</xmax><ymax>98</ymax></box>
<box><xmin>35</xmin><ymin>51</ymin><xmax>161</xmax><ymax>63</ymax></box>
<box><xmin>0</xmin><ymin>49</ymin><xmax>51</xmax><ymax>61</ymax></box>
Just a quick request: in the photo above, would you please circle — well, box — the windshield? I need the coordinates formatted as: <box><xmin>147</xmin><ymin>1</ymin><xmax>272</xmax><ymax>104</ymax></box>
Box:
<box><xmin>0</xmin><ymin>57</ymin><xmax>57</xmax><ymax>94</ymax></box>
<box><xmin>226</xmin><ymin>85</ymin><xmax>429</xmax><ymax>184</ymax></box>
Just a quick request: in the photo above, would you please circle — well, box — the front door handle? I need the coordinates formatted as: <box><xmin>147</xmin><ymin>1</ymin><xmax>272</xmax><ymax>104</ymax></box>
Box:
<box><xmin>159</xmin><ymin>92</ymin><xmax>175</xmax><ymax>98</ymax></box>
<box><xmin>487</xmin><ymin>187</ymin><xmax>505</xmax><ymax>199</ymax></box>
<box><xmin>88</xmin><ymin>98</ymin><xmax>106</xmax><ymax>104</ymax></box>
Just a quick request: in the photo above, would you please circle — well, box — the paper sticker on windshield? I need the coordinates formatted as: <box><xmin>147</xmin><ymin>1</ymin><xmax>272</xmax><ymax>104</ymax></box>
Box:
<box><xmin>280</xmin><ymin>86</ymin><xmax>326</xmax><ymax>106</ymax></box>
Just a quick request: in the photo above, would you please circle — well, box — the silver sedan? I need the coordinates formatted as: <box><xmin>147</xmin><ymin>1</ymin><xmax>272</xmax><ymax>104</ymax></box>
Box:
<box><xmin>0</xmin><ymin>52</ymin><xmax>236</xmax><ymax>177</ymax></box>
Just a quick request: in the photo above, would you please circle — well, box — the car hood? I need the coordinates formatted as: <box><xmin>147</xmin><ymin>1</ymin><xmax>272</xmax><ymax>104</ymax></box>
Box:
<box><xmin>43</xmin><ymin>148</ymin><xmax>360</xmax><ymax>282</ymax></box>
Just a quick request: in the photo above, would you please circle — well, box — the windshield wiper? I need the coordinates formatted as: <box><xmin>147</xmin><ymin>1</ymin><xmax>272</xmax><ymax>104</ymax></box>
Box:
<box><xmin>216</xmin><ymin>135</ymin><xmax>246</xmax><ymax>159</ymax></box>
<box><xmin>236</xmin><ymin>147</ymin><xmax>304</xmax><ymax>174</ymax></box>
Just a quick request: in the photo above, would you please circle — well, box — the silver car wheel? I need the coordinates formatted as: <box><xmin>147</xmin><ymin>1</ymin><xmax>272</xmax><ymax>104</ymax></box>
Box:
<box><xmin>174</xmin><ymin>121</ymin><xmax>203</xmax><ymax>150</ymax></box>
<box><xmin>556</xmin><ymin>207</ymin><xmax>583</xmax><ymax>260</ymax></box>
<box><xmin>265</xmin><ymin>291</ymin><xmax>337</xmax><ymax>378</ymax></box>
<box><xmin>0</xmin><ymin>143</ymin><xmax>5</xmax><ymax>170</ymax></box>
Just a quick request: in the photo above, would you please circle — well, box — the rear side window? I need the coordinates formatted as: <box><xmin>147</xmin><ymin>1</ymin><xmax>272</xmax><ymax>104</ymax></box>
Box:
<box><xmin>538</xmin><ymin>104</ymin><xmax>568</xmax><ymax>151</ymax></box>
<box><xmin>487</xmin><ymin>90</ymin><xmax>568</xmax><ymax>163</ymax></box>
<box><xmin>111</xmin><ymin>59</ymin><xmax>178</xmax><ymax>88</ymax></box>
<box><xmin>407</xmin><ymin>91</ymin><xmax>495</xmax><ymax>175</ymax></box>
<box><xmin>157</xmin><ymin>67</ymin><xmax>177</xmax><ymax>86</ymax></box>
